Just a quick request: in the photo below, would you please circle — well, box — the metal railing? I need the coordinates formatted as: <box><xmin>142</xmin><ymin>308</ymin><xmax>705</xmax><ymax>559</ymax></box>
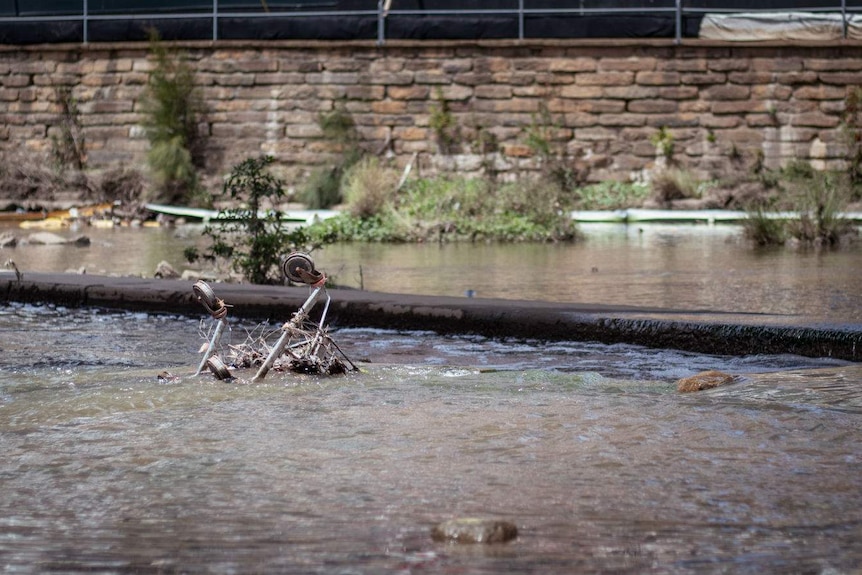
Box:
<box><xmin>0</xmin><ymin>1</ymin><xmax>859</xmax><ymax>45</ymax></box>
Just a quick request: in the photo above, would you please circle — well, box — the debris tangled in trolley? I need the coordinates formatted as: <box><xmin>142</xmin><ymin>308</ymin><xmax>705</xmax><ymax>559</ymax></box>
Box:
<box><xmin>192</xmin><ymin>252</ymin><xmax>357</xmax><ymax>382</ymax></box>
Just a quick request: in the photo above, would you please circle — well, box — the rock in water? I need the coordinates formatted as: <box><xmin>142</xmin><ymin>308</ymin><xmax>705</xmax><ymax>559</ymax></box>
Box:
<box><xmin>154</xmin><ymin>260</ymin><xmax>180</xmax><ymax>279</ymax></box>
<box><xmin>677</xmin><ymin>370</ymin><xmax>735</xmax><ymax>393</ymax></box>
<box><xmin>431</xmin><ymin>518</ymin><xmax>518</xmax><ymax>544</ymax></box>
<box><xmin>26</xmin><ymin>232</ymin><xmax>68</xmax><ymax>245</ymax></box>
<box><xmin>0</xmin><ymin>232</ymin><xmax>16</xmax><ymax>247</ymax></box>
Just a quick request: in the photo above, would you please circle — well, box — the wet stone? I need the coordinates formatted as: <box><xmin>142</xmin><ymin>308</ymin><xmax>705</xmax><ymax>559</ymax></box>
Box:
<box><xmin>677</xmin><ymin>369</ymin><xmax>735</xmax><ymax>393</ymax></box>
<box><xmin>0</xmin><ymin>232</ymin><xmax>16</xmax><ymax>247</ymax></box>
<box><xmin>431</xmin><ymin>518</ymin><xmax>518</xmax><ymax>544</ymax></box>
<box><xmin>154</xmin><ymin>260</ymin><xmax>180</xmax><ymax>279</ymax></box>
<box><xmin>25</xmin><ymin>232</ymin><xmax>90</xmax><ymax>246</ymax></box>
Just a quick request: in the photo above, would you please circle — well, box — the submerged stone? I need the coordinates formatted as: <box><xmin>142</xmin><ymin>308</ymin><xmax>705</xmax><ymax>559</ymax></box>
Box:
<box><xmin>154</xmin><ymin>260</ymin><xmax>180</xmax><ymax>279</ymax></box>
<box><xmin>25</xmin><ymin>232</ymin><xmax>89</xmax><ymax>246</ymax></box>
<box><xmin>431</xmin><ymin>518</ymin><xmax>518</xmax><ymax>544</ymax></box>
<box><xmin>26</xmin><ymin>231</ymin><xmax>68</xmax><ymax>245</ymax></box>
<box><xmin>677</xmin><ymin>369</ymin><xmax>735</xmax><ymax>393</ymax></box>
<box><xmin>0</xmin><ymin>232</ymin><xmax>16</xmax><ymax>247</ymax></box>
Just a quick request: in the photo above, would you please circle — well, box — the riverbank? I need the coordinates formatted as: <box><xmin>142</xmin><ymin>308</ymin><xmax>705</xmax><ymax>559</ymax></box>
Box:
<box><xmin>2</xmin><ymin>271</ymin><xmax>860</xmax><ymax>362</ymax></box>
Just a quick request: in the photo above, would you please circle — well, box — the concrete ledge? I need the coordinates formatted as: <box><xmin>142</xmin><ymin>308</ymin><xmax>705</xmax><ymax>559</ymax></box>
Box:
<box><xmin>2</xmin><ymin>272</ymin><xmax>861</xmax><ymax>362</ymax></box>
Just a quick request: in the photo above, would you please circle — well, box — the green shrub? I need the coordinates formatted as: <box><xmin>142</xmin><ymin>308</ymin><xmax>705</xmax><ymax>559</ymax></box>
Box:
<box><xmin>342</xmin><ymin>156</ymin><xmax>400</xmax><ymax>218</ymax></box>
<box><xmin>305</xmin><ymin>175</ymin><xmax>579</xmax><ymax>243</ymax></box>
<box><xmin>743</xmin><ymin>206</ymin><xmax>787</xmax><ymax>246</ymax></box>
<box><xmin>785</xmin><ymin>169</ymin><xmax>855</xmax><ymax>245</ymax></box>
<box><xmin>300</xmin><ymin>106</ymin><xmax>362</xmax><ymax>209</ymax></box>
<box><xmin>650</xmin><ymin>168</ymin><xmax>701</xmax><ymax>204</ymax></box>
<box><xmin>196</xmin><ymin>156</ymin><xmax>310</xmax><ymax>284</ymax></box>
<box><xmin>141</xmin><ymin>31</ymin><xmax>206</xmax><ymax>204</ymax></box>
<box><xmin>574</xmin><ymin>181</ymin><xmax>651</xmax><ymax>210</ymax></box>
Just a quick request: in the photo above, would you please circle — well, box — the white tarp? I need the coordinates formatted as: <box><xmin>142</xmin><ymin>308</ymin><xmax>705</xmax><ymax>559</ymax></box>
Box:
<box><xmin>699</xmin><ymin>12</ymin><xmax>844</xmax><ymax>41</ymax></box>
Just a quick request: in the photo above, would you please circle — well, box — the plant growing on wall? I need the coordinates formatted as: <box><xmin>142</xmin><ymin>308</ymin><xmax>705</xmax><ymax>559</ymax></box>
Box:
<box><xmin>841</xmin><ymin>86</ymin><xmax>862</xmax><ymax>191</ymax></box>
<box><xmin>429</xmin><ymin>88</ymin><xmax>459</xmax><ymax>154</ymax></box>
<box><xmin>51</xmin><ymin>87</ymin><xmax>86</xmax><ymax>171</ymax></box>
<box><xmin>650</xmin><ymin>126</ymin><xmax>674</xmax><ymax>164</ymax></box>
<box><xmin>141</xmin><ymin>30</ymin><xmax>206</xmax><ymax>205</ymax></box>
<box><xmin>192</xmin><ymin>156</ymin><xmax>311</xmax><ymax>284</ymax></box>
<box><xmin>523</xmin><ymin>102</ymin><xmax>584</xmax><ymax>190</ymax></box>
<box><xmin>302</xmin><ymin>104</ymin><xmax>362</xmax><ymax>209</ymax></box>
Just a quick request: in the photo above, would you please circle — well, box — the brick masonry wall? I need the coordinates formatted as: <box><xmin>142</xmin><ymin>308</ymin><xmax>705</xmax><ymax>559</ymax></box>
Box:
<box><xmin>2</xmin><ymin>40</ymin><xmax>862</xmax><ymax>188</ymax></box>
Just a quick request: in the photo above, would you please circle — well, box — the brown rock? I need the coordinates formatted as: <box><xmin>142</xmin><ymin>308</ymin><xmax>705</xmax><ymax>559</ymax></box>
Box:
<box><xmin>431</xmin><ymin>518</ymin><xmax>518</xmax><ymax>544</ymax></box>
<box><xmin>677</xmin><ymin>370</ymin><xmax>735</xmax><ymax>393</ymax></box>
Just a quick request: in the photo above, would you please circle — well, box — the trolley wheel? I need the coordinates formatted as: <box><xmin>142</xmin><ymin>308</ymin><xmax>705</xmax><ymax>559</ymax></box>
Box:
<box><xmin>282</xmin><ymin>252</ymin><xmax>316</xmax><ymax>284</ymax></box>
<box><xmin>206</xmin><ymin>356</ymin><xmax>233</xmax><ymax>381</ymax></box>
<box><xmin>193</xmin><ymin>280</ymin><xmax>218</xmax><ymax>310</ymax></box>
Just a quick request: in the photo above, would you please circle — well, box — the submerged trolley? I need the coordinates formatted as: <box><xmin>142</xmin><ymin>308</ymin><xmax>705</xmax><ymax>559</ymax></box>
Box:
<box><xmin>192</xmin><ymin>252</ymin><xmax>356</xmax><ymax>382</ymax></box>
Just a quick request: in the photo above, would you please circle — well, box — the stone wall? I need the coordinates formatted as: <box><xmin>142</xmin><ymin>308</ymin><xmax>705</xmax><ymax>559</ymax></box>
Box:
<box><xmin>2</xmin><ymin>39</ymin><xmax>862</xmax><ymax>189</ymax></box>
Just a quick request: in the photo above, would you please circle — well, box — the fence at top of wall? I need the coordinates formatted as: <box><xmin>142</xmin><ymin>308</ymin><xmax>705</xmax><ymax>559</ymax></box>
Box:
<box><xmin>2</xmin><ymin>1</ymin><xmax>862</xmax><ymax>45</ymax></box>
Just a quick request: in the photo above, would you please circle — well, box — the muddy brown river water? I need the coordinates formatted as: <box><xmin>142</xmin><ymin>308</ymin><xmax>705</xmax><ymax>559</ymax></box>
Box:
<box><xmin>1</xmin><ymin>303</ymin><xmax>860</xmax><ymax>574</ymax></box>
<box><xmin>3</xmin><ymin>221</ymin><xmax>862</xmax><ymax>321</ymax></box>
<box><xmin>2</xmin><ymin>221</ymin><xmax>862</xmax><ymax>572</ymax></box>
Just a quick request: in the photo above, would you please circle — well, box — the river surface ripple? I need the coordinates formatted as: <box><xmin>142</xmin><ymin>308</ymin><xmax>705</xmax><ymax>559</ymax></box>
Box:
<box><xmin>0</xmin><ymin>305</ymin><xmax>860</xmax><ymax>573</ymax></box>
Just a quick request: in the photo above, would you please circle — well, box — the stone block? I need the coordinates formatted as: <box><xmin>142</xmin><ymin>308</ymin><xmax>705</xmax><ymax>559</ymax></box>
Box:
<box><xmin>628</xmin><ymin>100</ymin><xmax>678</xmax><ymax>114</ymax></box>
<box><xmin>793</xmin><ymin>85</ymin><xmax>847</xmax><ymax>100</ymax></box>
<box><xmin>323</xmin><ymin>58</ymin><xmax>364</xmax><ymax>72</ymax></box>
<box><xmin>254</xmin><ymin>72</ymin><xmax>305</xmax><ymax>85</ymax></box>
<box><xmin>790</xmin><ymin>113</ymin><xmax>840</xmax><ymax>128</ymax></box>
<box><xmin>751</xmin><ymin>85</ymin><xmax>793</xmax><ymax>100</ymax></box>
<box><xmin>635</xmin><ymin>71</ymin><xmax>680</xmax><ymax>86</ymax></box>
<box><xmin>499</xmin><ymin>71</ymin><xmax>537</xmax><ymax>87</ymax></box>
<box><xmin>440</xmin><ymin>59</ymin><xmax>473</xmax><ymax>74</ymax></box>
<box><xmin>559</xmin><ymin>85</ymin><xmax>603</xmax><ymax>99</ymax></box>
<box><xmin>214</xmin><ymin>74</ymin><xmax>255</xmax><ymax>87</ymax></box>
<box><xmin>819</xmin><ymin>72</ymin><xmax>862</xmax><ymax>85</ymax></box>
<box><xmin>775</xmin><ymin>71</ymin><xmax>818</xmax><ymax>85</ymax></box>
<box><xmin>658</xmin><ymin>58</ymin><xmax>708</xmax><ymax>72</ymax></box>
<box><xmin>727</xmin><ymin>72</ymin><xmax>776</xmax><ymax>84</ymax></box>
<box><xmin>346</xmin><ymin>85</ymin><xmax>385</xmax><ymax>100</ymax></box>
<box><xmin>81</xmin><ymin>75</ymin><xmax>121</xmax><ymax>87</ymax></box>
<box><xmin>658</xmin><ymin>86</ymin><xmax>698</xmax><ymax>100</ymax></box>
<box><xmin>452</xmin><ymin>72</ymin><xmax>494</xmax><ymax>86</ymax></box>
<box><xmin>600</xmin><ymin>57</ymin><xmax>656</xmax><ymax>72</ymax></box>
<box><xmin>560</xmin><ymin>113</ymin><xmax>599</xmax><ymax>128</ymax></box>
<box><xmin>645</xmin><ymin>114</ymin><xmax>700</xmax><ymax>128</ymax></box>
<box><xmin>474</xmin><ymin>99</ymin><xmax>540</xmax><ymax>114</ymax></box>
<box><xmin>710</xmin><ymin>100</ymin><xmax>765</xmax><ymax>115</ymax></box>
<box><xmin>413</xmin><ymin>71</ymin><xmax>450</xmax><ymax>85</ymax></box>
<box><xmin>474</xmin><ymin>57</ymin><xmax>512</xmax><ymax>74</ymax></box>
<box><xmin>575</xmin><ymin>72</ymin><xmax>633</xmax><ymax>86</ymax></box>
<box><xmin>805</xmin><ymin>58</ymin><xmax>862</xmax><ymax>72</ymax></box>
<box><xmin>752</xmin><ymin>58</ymin><xmax>803</xmax><ymax>72</ymax></box>
<box><xmin>576</xmin><ymin>127</ymin><xmax>617</xmax><ymax>141</ymax></box>
<box><xmin>512</xmin><ymin>84</ymin><xmax>552</xmax><ymax>98</ymax></box>
<box><xmin>286</xmin><ymin>124</ymin><xmax>323</xmax><ymax>138</ymax></box>
<box><xmin>746</xmin><ymin>114</ymin><xmax>780</xmax><ymax>128</ymax></box>
<box><xmin>16</xmin><ymin>61</ymin><xmax>57</xmax><ymax>75</ymax></box>
<box><xmin>680</xmin><ymin>73</ymin><xmax>726</xmax><ymax>86</ymax></box>
<box><xmin>394</xmin><ymin>126</ymin><xmax>428</xmax><ymax>141</ymax></box>
<box><xmin>599</xmin><ymin>114</ymin><xmax>647</xmax><ymax>127</ymax></box>
<box><xmin>2</xmin><ymin>75</ymin><xmax>31</xmax><ymax>88</ymax></box>
<box><xmin>603</xmin><ymin>85</ymin><xmax>660</xmax><ymax>100</ymax></box>
<box><xmin>371</xmin><ymin>100</ymin><xmax>407</xmax><ymax>115</ymax></box>
<box><xmin>547</xmin><ymin>58</ymin><xmax>597</xmax><ymax>73</ymax></box>
<box><xmin>700</xmin><ymin>115</ymin><xmax>741</xmax><ymax>129</ymax></box>
<box><xmin>708</xmin><ymin>59</ymin><xmax>749</xmax><ymax>72</ymax></box>
<box><xmin>306</xmin><ymin>72</ymin><xmax>360</xmax><ymax>85</ymax></box>
<box><xmin>702</xmin><ymin>85</ymin><xmax>751</xmax><ymax>101</ymax></box>
<box><xmin>474</xmin><ymin>85</ymin><xmax>512</xmax><ymax>99</ymax></box>
<box><xmin>388</xmin><ymin>85</ymin><xmax>430</xmax><ymax>100</ymax></box>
